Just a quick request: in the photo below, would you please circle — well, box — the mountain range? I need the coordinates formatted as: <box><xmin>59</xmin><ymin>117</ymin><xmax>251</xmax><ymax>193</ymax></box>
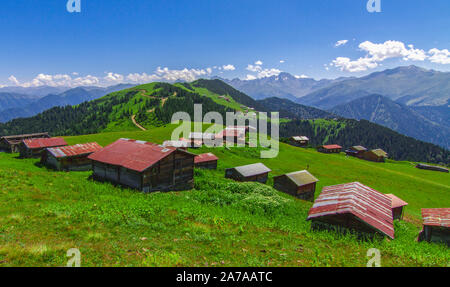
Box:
<box><xmin>0</xmin><ymin>84</ymin><xmax>134</xmax><ymax>122</ymax></box>
<box><xmin>299</xmin><ymin>66</ymin><xmax>450</xmax><ymax>109</ymax></box>
<box><xmin>330</xmin><ymin>95</ymin><xmax>450</xmax><ymax>149</ymax></box>
<box><xmin>224</xmin><ymin>65</ymin><xmax>450</xmax><ymax>149</ymax></box>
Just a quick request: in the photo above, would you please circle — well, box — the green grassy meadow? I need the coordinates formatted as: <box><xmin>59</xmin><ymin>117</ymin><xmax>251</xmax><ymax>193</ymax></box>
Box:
<box><xmin>0</xmin><ymin>124</ymin><xmax>449</xmax><ymax>267</ymax></box>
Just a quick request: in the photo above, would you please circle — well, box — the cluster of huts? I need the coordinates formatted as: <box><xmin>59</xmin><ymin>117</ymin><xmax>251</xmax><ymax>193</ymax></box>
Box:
<box><xmin>162</xmin><ymin>125</ymin><xmax>251</xmax><ymax>149</ymax></box>
<box><xmin>289</xmin><ymin>136</ymin><xmax>389</xmax><ymax>162</ymax></box>
<box><xmin>1</xmin><ymin>130</ymin><xmax>448</xmax><ymax>245</ymax></box>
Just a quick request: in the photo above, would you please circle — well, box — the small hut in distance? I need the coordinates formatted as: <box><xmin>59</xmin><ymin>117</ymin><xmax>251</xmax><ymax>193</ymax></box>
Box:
<box><xmin>273</xmin><ymin>170</ymin><xmax>319</xmax><ymax>201</ymax></box>
<box><xmin>19</xmin><ymin>137</ymin><xmax>68</xmax><ymax>158</ymax></box>
<box><xmin>0</xmin><ymin>132</ymin><xmax>50</xmax><ymax>153</ymax></box>
<box><xmin>317</xmin><ymin>144</ymin><xmax>342</xmax><ymax>154</ymax></box>
<box><xmin>42</xmin><ymin>142</ymin><xmax>103</xmax><ymax>171</ymax></box>
<box><xmin>361</xmin><ymin>149</ymin><xmax>388</xmax><ymax>162</ymax></box>
<box><xmin>416</xmin><ymin>164</ymin><xmax>449</xmax><ymax>173</ymax></box>
<box><xmin>289</xmin><ymin>136</ymin><xmax>309</xmax><ymax>147</ymax></box>
<box><xmin>194</xmin><ymin>153</ymin><xmax>219</xmax><ymax>169</ymax></box>
<box><xmin>385</xmin><ymin>194</ymin><xmax>408</xmax><ymax>220</ymax></box>
<box><xmin>225</xmin><ymin>163</ymin><xmax>271</xmax><ymax>184</ymax></box>
<box><xmin>345</xmin><ymin>145</ymin><xmax>367</xmax><ymax>157</ymax></box>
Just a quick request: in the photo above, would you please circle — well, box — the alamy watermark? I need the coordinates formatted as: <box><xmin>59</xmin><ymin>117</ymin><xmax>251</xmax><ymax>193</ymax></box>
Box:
<box><xmin>67</xmin><ymin>248</ymin><xmax>81</xmax><ymax>267</ymax></box>
<box><xmin>366</xmin><ymin>248</ymin><xmax>381</xmax><ymax>267</ymax></box>
<box><xmin>367</xmin><ymin>0</ymin><xmax>381</xmax><ymax>13</ymax></box>
<box><xmin>67</xmin><ymin>0</ymin><xmax>81</xmax><ymax>13</ymax></box>
<box><xmin>170</xmin><ymin>104</ymin><xmax>279</xmax><ymax>159</ymax></box>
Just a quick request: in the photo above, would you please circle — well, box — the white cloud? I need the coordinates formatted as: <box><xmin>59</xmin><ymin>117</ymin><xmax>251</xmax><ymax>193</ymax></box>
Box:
<box><xmin>330</xmin><ymin>40</ymin><xmax>438</xmax><ymax>72</ymax></box>
<box><xmin>335</xmin><ymin>40</ymin><xmax>348</xmax><ymax>47</ymax></box>
<box><xmin>127</xmin><ymin>67</ymin><xmax>213</xmax><ymax>84</ymax></box>
<box><xmin>279</xmin><ymin>60</ymin><xmax>285</xmax><ymax>63</ymax></box>
<box><xmin>104</xmin><ymin>72</ymin><xmax>124</xmax><ymax>83</ymax></box>
<box><xmin>294</xmin><ymin>74</ymin><xmax>309</xmax><ymax>79</ymax></box>
<box><xmin>8</xmin><ymin>75</ymin><xmax>20</xmax><ymax>85</ymax></box>
<box><xmin>428</xmin><ymin>48</ymin><xmax>450</xmax><ymax>64</ymax></box>
<box><xmin>245</xmin><ymin>62</ymin><xmax>281</xmax><ymax>79</ymax></box>
<box><xmin>254</xmin><ymin>60</ymin><xmax>263</xmax><ymax>65</ymax></box>
<box><xmin>331</xmin><ymin>56</ymin><xmax>379</xmax><ymax>73</ymax></box>
<box><xmin>359</xmin><ymin>40</ymin><xmax>427</xmax><ymax>62</ymax></box>
<box><xmin>6</xmin><ymin>66</ymin><xmax>218</xmax><ymax>88</ymax></box>
<box><xmin>222</xmin><ymin>64</ymin><xmax>236</xmax><ymax>71</ymax></box>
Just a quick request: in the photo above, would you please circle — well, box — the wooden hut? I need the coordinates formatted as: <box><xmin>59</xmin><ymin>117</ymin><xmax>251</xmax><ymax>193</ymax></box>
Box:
<box><xmin>345</xmin><ymin>145</ymin><xmax>367</xmax><ymax>157</ymax></box>
<box><xmin>289</xmin><ymin>136</ymin><xmax>310</xmax><ymax>147</ymax></box>
<box><xmin>0</xmin><ymin>132</ymin><xmax>50</xmax><ymax>153</ymax></box>
<box><xmin>418</xmin><ymin>208</ymin><xmax>449</xmax><ymax>245</ymax></box>
<box><xmin>317</xmin><ymin>144</ymin><xmax>342</xmax><ymax>154</ymax></box>
<box><xmin>225</xmin><ymin>163</ymin><xmax>271</xmax><ymax>184</ymax></box>
<box><xmin>19</xmin><ymin>137</ymin><xmax>67</xmax><ymax>158</ymax></box>
<box><xmin>88</xmin><ymin>138</ymin><xmax>196</xmax><ymax>192</ymax></box>
<box><xmin>361</xmin><ymin>149</ymin><xmax>388</xmax><ymax>162</ymax></box>
<box><xmin>273</xmin><ymin>170</ymin><xmax>319</xmax><ymax>201</ymax></box>
<box><xmin>416</xmin><ymin>164</ymin><xmax>449</xmax><ymax>173</ymax></box>
<box><xmin>385</xmin><ymin>194</ymin><xmax>408</xmax><ymax>220</ymax></box>
<box><xmin>194</xmin><ymin>153</ymin><xmax>219</xmax><ymax>169</ymax></box>
<box><xmin>41</xmin><ymin>142</ymin><xmax>103</xmax><ymax>171</ymax></box>
<box><xmin>307</xmin><ymin>182</ymin><xmax>395</xmax><ymax>239</ymax></box>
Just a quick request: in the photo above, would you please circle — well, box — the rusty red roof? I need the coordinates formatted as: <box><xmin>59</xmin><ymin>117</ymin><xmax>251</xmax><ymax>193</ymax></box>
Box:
<box><xmin>322</xmin><ymin>144</ymin><xmax>342</xmax><ymax>150</ymax></box>
<box><xmin>23</xmin><ymin>137</ymin><xmax>67</xmax><ymax>149</ymax></box>
<box><xmin>307</xmin><ymin>182</ymin><xmax>394</xmax><ymax>239</ymax></box>
<box><xmin>47</xmin><ymin>142</ymin><xmax>103</xmax><ymax>159</ymax></box>
<box><xmin>422</xmin><ymin>208</ymin><xmax>450</xmax><ymax>228</ymax></box>
<box><xmin>385</xmin><ymin>194</ymin><xmax>408</xmax><ymax>209</ymax></box>
<box><xmin>194</xmin><ymin>153</ymin><xmax>219</xmax><ymax>164</ymax></box>
<box><xmin>88</xmin><ymin>138</ymin><xmax>191</xmax><ymax>172</ymax></box>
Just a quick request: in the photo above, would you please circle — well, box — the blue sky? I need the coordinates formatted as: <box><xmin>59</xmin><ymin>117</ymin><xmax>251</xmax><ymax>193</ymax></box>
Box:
<box><xmin>0</xmin><ymin>0</ymin><xmax>449</xmax><ymax>87</ymax></box>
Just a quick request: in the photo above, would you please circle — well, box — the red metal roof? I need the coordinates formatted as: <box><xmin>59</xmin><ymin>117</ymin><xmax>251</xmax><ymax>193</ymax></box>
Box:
<box><xmin>422</xmin><ymin>208</ymin><xmax>450</xmax><ymax>228</ymax></box>
<box><xmin>307</xmin><ymin>182</ymin><xmax>395</xmax><ymax>239</ymax></box>
<box><xmin>322</xmin><ymin>144</ymin><xmax>342</xmax><ymax>149</ymax></box>
<box><xmin>194</xmin><ymin>153</ymin><xmax>219</xmax><ymax>164</ymax></box>
<box><xmin>88</xmin><ymin>138</ymin><xmax>185</xmax><ymax>172</ymax></box>
<box><xmin>385</xmin><ymin>194</ymin><xmax>408</xmax><ymax>209</ymax></box>
<box><xmin>23</xmin><ymin>137</ymin><xmax>67</xmax><ymax>149</ymax></box>
<box><xmin>47</xmin><ymin>142</ymin><xmax>103</xmax><ymax>158</ymax></box>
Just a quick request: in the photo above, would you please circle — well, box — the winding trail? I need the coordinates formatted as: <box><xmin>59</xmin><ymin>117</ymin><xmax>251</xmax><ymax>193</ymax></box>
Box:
<box><xmin>131</xmin><ymin>115</ymin><xmax>147</xmax><ymax>131</ymax></box>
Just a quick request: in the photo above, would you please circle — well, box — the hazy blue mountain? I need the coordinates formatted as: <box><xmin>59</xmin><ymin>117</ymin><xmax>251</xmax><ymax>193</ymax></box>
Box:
<box><xmin>257</xmin><ymin>97</ymin><xmax>335</xmax><ymax>119</ymax></box>
<box><xmin>0</xmin><ymin>93</ymin><xmax>37</xmax><ymax>111</ymax></box>
<box><xmin>0</xmin><ymin>86</ymin><xmax>70</xmax><ymax>98</ymax></box>
<box><xmin>330</xmin><ymin>94</ymin><xmax>450</xmax><ymax>149</ymax></box>
<box><xmin>412</xmin><ymin>102</ymin><xmax>450</xmax><ymax>128</ymax></box>
<box><xmin>223</xmin><ymin>72</ymin><xmax>350</xmax><ymax>101</ymax></box>
<box><xmin>300</xmin><ymin>66</ymin><xmax>450</xmax><ymax>109</ymax></box>
<box><xmin>0</xmin><ymin>84</ymin><xmax>135</xmax><ymax>122</ymax></box>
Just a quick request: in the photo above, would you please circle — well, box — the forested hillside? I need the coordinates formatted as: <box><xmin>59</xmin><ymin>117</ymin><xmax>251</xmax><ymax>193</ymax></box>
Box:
<box><xmin>280</xmin><ymin>119</ymin><xmax>449</xmax><ymax>165</ymax></box>
<box><xmin>330</xmin><ymin>95</ymin><xmax>450</xmax><ymax>149</ymax></box>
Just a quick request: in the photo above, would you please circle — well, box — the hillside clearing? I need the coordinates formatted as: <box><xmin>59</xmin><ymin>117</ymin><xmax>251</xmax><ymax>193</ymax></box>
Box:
<box><xmin>0</xmin><ymin>125</ymin><xmax>448</xmax><ymax>267</ymax></box>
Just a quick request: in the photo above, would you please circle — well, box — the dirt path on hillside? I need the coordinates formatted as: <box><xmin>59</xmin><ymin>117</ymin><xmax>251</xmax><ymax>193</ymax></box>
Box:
<box><xmin>131</xmin><ymin>115</ymin><xmax>147</xmax><ymax>131</ymax></box>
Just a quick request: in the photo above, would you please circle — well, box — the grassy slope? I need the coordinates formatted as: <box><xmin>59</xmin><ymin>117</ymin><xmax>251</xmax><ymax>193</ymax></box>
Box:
<box><xmin>1</xmin><ymin>124</ymin><xmax>449</xmax><ymax>267</ymax></box>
